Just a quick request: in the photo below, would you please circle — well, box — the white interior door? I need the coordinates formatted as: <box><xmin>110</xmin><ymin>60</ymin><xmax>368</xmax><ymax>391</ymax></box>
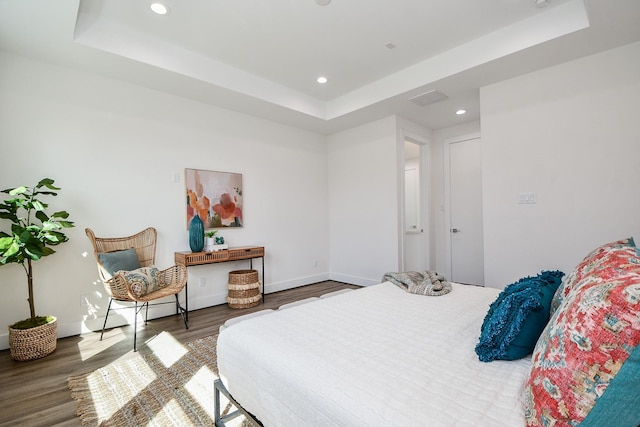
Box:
<box><xmin>448</xmin><ymin>136</ymin><xmax>484</xmax><ymax>285</ymax></box>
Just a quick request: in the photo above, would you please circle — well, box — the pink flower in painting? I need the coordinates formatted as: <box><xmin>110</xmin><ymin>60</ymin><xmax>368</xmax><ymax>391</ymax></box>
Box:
<box><xmin>213</xmin><ymin>193</ymin><xmax>236</xmax><ymax>220</ymax></box>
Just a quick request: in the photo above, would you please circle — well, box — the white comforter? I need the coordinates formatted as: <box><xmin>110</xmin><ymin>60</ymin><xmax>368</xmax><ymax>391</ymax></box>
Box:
<box><xmin>217</xmin><ymin>282</ymin><xmax>531</xmax><ymax>427</ymax></box>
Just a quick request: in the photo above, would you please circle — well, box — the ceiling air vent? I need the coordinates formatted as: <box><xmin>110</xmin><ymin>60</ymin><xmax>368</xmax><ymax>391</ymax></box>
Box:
<box><xmin>409</xmin><ymin>90</ymin><xmax>448</xmax><ymax>107</ymax></box>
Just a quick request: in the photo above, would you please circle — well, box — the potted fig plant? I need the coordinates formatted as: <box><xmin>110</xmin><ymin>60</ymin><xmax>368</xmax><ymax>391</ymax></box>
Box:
<box><xmin>0</xmin><ymin>178</ymin><xmax>75</xmax><ymax>361</ymax></box>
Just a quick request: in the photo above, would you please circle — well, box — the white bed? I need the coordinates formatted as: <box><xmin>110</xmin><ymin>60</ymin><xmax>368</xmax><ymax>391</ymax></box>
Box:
<box><xmin>216</xmin><ymin>282</ymin><xmax>531</xmax><ymax>426</ymax></box>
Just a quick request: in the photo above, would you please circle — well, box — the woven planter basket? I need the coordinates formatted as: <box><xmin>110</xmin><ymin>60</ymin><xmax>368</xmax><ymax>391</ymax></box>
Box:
<box><xmin>228</xmin><ymin>270</ymin><xmax>261</xmax><ymax>309</ymax></box>
<box><xmin>9</xmin><ymin>317</ymin><xmax>57</xmax><ymax>361</ymax></box>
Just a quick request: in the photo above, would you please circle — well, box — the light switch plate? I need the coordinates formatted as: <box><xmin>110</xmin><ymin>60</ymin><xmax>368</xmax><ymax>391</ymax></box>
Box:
<box><xmin>518</xmin><ymin>192</ymin><xmax>537</xmax><ymax>204</ymax></box>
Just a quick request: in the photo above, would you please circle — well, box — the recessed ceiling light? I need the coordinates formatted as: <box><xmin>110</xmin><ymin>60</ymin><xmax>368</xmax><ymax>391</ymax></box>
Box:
<box><xmin>535</xmin><ymin>0</ymin><xmax>550</xmax><ymax>7</ymax></box>
<box><xmin>317</xmin><ymin>76</ymin><xmax>328</xmax><ymax>84</ymax></box>
<box><xmin>150</xmin><ymin>3</ymin><xmax>169</xmax><ymax>15</ymax></box>
<box><xmin>456</xmin><ymin>109</ymin><xmax>467</xmax><ymax>115</ymax></box>
<box><xmin>316</xmin><ymin>0</ymin><xmax>331</xmax><ymax>5</ymax></box>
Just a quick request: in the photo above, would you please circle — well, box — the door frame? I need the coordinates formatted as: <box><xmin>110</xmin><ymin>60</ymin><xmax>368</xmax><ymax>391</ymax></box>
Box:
<box><xmin>398</xmin><ymin>130</ymin><xmax>430</xmax><ymax>272</ymax></box>
<box><xmin>443</xmin><ymin>132</ymin><xmax>481</xmax><ymax>280</ymax></box>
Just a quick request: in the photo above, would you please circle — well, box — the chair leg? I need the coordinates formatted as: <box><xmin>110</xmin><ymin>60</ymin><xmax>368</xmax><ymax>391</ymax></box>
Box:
<box><xmin>100</xmin><ymin>298</ymin><xmax>114</xmax><ymax>341</ymax></box>
<box><xmin>175</xmin><ymin>294</ymin><xmax>189</xmax><ymax>330</ymax></box>
<box><xmin>133</xmin><ymin>301</ymin><xmax>138</xmax><ymax>352</ymax></box>
<box><xmin>145</xmin><ymin>302</ymin><xmax>149</xmax><ymax>325</ymax></box>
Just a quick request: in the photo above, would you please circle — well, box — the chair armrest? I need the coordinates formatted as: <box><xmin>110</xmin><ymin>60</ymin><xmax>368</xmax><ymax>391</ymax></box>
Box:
<box><xmin>105</xmin><ymin>274</ymin><xmax>136</xmax><ymax>301</ymax></box>
<box><xmin>159</xmin><ymin>264</ymin><xmax>188</xmax><ymax>289</ymax></box>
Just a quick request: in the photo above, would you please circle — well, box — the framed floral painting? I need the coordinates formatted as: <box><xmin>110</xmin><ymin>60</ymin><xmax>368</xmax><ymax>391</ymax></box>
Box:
<box><xmin>185</xmin><ymin>168</ymin><xmax>243</xmax><ymax>229</ymax></box>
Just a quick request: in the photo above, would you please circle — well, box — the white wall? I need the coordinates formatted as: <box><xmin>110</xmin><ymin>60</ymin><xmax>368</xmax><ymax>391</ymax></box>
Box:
<box><xmin>327</xmin><ymin>116</ymin><xmax>401</xmax><ymax>285</ymax></box>
<box><xmin>481</xmin><ymin>41</ymin><xmax>640</xmax><ymax>288</ymax></box>
<box><xmin>0</xmin><ymin>52</ymin><xmax>330</xmax><ymax>349</ymax></box>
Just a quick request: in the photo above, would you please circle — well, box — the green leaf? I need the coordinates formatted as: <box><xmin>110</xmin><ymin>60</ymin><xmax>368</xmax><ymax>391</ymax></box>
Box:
<box><xmin>8</xmin><ymin>186</ymin><xmax>28</xmax><ymax>196</ymax></box>
<box><xmin>35</xmin><ymin>210</ymin><xmax>49</xmax><ymax>223</ymax></box>
<box><xmin>34</xmin><ymin>191</ymin><xmax>58</xmax><ymax>197</ymax></box>
<box><xmin>24</xmin><ymin>225</ymin><xmax>40</xmax><ymax>234</ymax></box>
<box><xmin>2</xmin><ymin>241</ymin><xmax>21</xmax><ymax>258</ymax></box>
<box><xmin>0</xmin><ymin>236</ymin><xmax>15</xmax><ymax>251</ymax></box>
<box><xmin>0</xmin><ymin>212</ymin><xmax>19</xmax><ymax>221</ymax></box>
<box><xmin>41</xmin><ymin>221</ymin><xmax>61</xmax><ymax>232</ymax></box>
<box><xmin>3</xmin><ymin>196</ymin><xmax>25</xmax><ymax>206</ymax></box>
<box><xmin>24</xmin><ymin>245</ymin><xmax>44</xmax><ymax>261</ymax></box>
<box><xmin>51</xmin><ymin>211</ymin><xmax>70</xmax><ymax>219</ymax></box>
<box><xmin>36</xmin><ymin>178</ymin><xmax>59</xmax><ymax>190</ymax></box>
<box><xmin>41</xmin><ymin>247</ymin><xmax>55</xmax><ymax>256</ymax></box>
<box><xmin>32</xmin><ymin>200</ymin><xmax>45</xmax><ymax>211</ymax></box>
<box><xmin>42</xmin><ymin>233</ymin><xmax>60</xmax><ymax>243</ymax></box>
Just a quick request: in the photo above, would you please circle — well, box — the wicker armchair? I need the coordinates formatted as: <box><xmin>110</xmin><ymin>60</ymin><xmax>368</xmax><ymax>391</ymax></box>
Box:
<box><xmin>86</xmin><ymin>227</ymin><xmax>188</xmax><ymax>351</ymax></box>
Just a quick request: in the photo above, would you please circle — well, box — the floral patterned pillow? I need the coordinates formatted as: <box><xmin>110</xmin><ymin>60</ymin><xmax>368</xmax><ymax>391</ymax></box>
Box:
<box><xmin>524</xmin><ymin>245</ymin><xmax>640</xmax><ymax>427</ymax></box>
<box><xmin>120</xmin><ymin>266</ymin><xmax>165</xmax><ymax>298</ymax></box>
<box><xmin>549</xmin><ymin>237</ymin><xmax>636</xmax><ymax>317</ymax></box>
<box><xmin>581</xmin><ymin>236</ymin><xmax>635</xmax><ymax>261</ymax></box>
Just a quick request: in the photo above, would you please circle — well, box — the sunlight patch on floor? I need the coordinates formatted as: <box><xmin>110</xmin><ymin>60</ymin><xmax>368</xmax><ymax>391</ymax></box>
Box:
<box><xmin>185</xmin><ymin>365</ymin><xmax>216</xmax><ymax>414</ymax></box>
<box><xmin>86</xmin><ymin>355</ymin><xmax>157</xmax><ymax>421</ymax></box>
<box><xmin>145</xmin><ymin>331</ymin><xmax>188</xmax><ymax>368</ymax></box>
<box><xmin>77</xmin><ymin>328</ymin><xmax>127</xmax><ymax>361</ymax></box>
<box><xmin>150</xmin><ymin>399</ymin><xmax>190</xmax><ymax>425</ymax></box>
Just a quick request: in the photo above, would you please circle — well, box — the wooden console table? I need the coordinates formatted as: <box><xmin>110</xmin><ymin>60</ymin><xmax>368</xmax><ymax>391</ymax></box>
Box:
<box><xmin>175</xmin><ymin>246</ymin><xmax>265</xmax><ymax>319</ymax></box>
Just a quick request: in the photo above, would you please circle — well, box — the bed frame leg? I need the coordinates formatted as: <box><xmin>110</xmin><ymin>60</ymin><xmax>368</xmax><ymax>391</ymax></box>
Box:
<box><xmin>214</xmin><ymin>379</ymin><xmax>223</xmax><ymax>427</ymax></box>
<box><xmin>214</xmin><ymin>379</ymin><xmax>262</xmax><ymax>427</ymax></box>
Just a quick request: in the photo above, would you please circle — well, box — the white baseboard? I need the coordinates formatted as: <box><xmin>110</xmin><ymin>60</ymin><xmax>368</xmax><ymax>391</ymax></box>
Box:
<box><xmin>329</xmin><ymin>272</ymin><xmax>379</xmax><ymax>287</ymax></box>
<box><xmin>265</xmin><ymin>273</ymin><xmax>330</xmax><ymax>294</ymax></box>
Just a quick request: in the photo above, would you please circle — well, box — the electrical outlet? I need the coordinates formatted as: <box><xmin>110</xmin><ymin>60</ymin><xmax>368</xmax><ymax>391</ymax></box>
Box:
<box><xmin>199</xmin><ymin>277</ymin><xmax>206</xmax><ymax>287</ymax></box>
<box><xmin>313</xmin><ymin>260</ymin><xmax>318</xmax><ymax>268</ymax></box>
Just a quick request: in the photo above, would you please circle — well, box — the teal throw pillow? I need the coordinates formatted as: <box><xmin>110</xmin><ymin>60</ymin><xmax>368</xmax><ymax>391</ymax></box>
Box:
<box><xmin>578</xmin><ymin>343</ymin><xmax>640</xmax><ymax>427</ymax></box>
<box><xmin>98</xmin><ymin>248</ymin><xmax>142</xmax><ymax>276</ymax></box>
<box><xmin>475</xmin><ymin>270</ymin><xmax>564</xmax><ymax>362</ymax></box>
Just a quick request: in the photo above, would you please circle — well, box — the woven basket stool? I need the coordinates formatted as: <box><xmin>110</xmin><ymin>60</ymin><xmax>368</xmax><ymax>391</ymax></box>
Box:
<box><xmin>227</xmin><ymin>269</ymin><xmax>262</xmax><ymax>309</ymax></box>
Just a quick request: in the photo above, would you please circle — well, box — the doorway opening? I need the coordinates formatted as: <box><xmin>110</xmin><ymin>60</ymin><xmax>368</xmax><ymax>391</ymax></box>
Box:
<box><xmin>401</xmin><ymin>135</ymin><xmax>429</xmax><ymax>272</ymax></box>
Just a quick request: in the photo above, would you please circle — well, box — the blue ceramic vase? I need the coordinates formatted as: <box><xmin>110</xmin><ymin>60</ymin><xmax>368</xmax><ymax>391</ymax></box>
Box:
<box><xmin>189</xmin><ymin>215</ymin><xmax>205</xmax><ymax>252</ymax></box>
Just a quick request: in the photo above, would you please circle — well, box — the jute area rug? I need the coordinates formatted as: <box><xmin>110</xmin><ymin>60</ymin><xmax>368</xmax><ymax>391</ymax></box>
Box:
<box><xmin>68</xmin><ymin>332</ymin><xmax>250</xmax><ymax>427</ymax></box>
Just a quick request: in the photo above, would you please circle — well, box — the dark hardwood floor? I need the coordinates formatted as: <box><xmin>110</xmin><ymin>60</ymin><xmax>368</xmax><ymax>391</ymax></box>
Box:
<box><xmin>0</xmin><ymin>281</ymin><xmax>360</xmax><ymax>427</ymax></box>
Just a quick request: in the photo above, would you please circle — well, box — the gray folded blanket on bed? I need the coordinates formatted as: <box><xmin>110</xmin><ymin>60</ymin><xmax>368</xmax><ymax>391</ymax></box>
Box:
<box><xmin>382</xmin><ymin>270</ymin><xmax>452</xmax><ymax>296</ymax></box>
